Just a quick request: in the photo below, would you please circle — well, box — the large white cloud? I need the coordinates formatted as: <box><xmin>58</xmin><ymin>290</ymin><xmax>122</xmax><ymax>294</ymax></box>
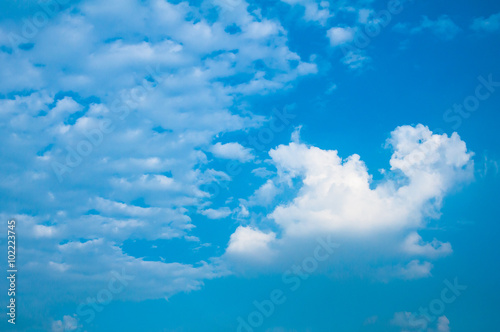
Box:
<box><xmin>267</xmin><ymin>124</ymin><xmax>472</xmax><ymax>236</ymax></box>
<box><xmin>226</xmin><ymin>124</ymin><xmax>473</xmax><ymax>276</ymax></box>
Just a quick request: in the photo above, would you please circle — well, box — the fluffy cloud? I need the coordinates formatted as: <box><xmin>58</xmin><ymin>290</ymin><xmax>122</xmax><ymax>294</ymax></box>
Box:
<box><xmin>225</xmin><ymin>124</ymin><xmax>473</xmax><ymax>276</ymax></box>
<box><xmin>327</xmin><ymin>26</ymin><xmax>356</xmax><ymax>46</ymax></box>
<box><xmin>402</xmin><ymin>232</ymin><xmax>452</xmax><ymax>258</ymax></box>
<box><xmin>226</xmin><ymin>226</ymin><xmax>277</xmax><ymax>263</ymax></box>
<box><xmin>268</xmin><ymin>124</ymin><xmax>472</xmax><ymax>236</ymax></box>
<box><xmin>210</xmin><ymin>142</ymin><xmax>254</xmax><ymax>162</ymax></box>
<box><xmin>3</xmin><ymin>217</ymin><xmax>228</xmax><ymax>304</ymax></box>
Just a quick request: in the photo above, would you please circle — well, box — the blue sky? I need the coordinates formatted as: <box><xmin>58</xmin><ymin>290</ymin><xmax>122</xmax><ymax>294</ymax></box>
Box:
<box><xmin>0</xmin><ymin>0</ymin><xmax>499</xmax><ymax>331</ymax></box>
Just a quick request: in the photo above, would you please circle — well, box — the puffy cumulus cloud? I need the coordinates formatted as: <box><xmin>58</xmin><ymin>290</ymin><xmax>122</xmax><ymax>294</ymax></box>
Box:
<box><xmin>402</xmin><ymin>232</ymin><xmax>452</xmax><ymax>258</ymax></box>
<box><xmin>269</xmin><ymin>125</ymin><xmax>472</xmax><ymax>236</ymax></box>
<box><xmin>210</xmin><ymin>142</ymin><xmax>254</xmax><ymax>162</ymax></box>
<box><xmin>224</xmin><ymin>125</ymin><xmax>473</xmax><ymax>277</ymax></box>
<box><xmin>327</xmin><ymin>26</ymin><xmax>356</xmax><ymax>46</ymax></box>
<box><xmin>226</xmin><ymin>226</ymin><xmax>277</xmax><ymax>263</ymax></box>
<box><xmin>471</xmin><ymin>12</ymin><xmax>500</xmax><ymax>33</ymax></box>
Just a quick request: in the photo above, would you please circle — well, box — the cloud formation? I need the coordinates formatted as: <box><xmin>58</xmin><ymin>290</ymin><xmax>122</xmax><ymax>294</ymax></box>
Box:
<box><xmin>226</xmin><ymin>124</ymin><xmax>473</xmax><ymax>276</ymax></box>
<box><xmin>471</xmin><ymin>12</ymin><xmax>500</xmax><ymax>32</ymax></box>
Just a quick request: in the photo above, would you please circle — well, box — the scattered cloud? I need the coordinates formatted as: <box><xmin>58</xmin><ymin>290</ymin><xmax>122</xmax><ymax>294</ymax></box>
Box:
<box><xmin>281</xmin><ymin>0</ymin><xmax>332</xmax><ymax>25</ymax></box>
<box><xmin>327</xmin><ymin>26</ymin><xmax>356</xmax><ymax>46</ymax></box>
<box><xmin>391</xmin><ymin>312</ymin><xmax>450</xmax><ymax>332</ymax></box>
<box><xmin>396</xmin><ymin>15</ymin><xmax>461</xmax><ymax>41</ymax></box>
<box><xmin>0</xmin><ymin>0</ymin><xmax>317</xmax><ymax>312</ymax></box>
<box><xmin>52</xmin><ymin>315</ymin><xmax>78</xmax><ymax>332</ymax></box>
<box><xmin>210</xmin><ymin>142</ymin><xmax>255</xmax><ymax>162</ymax></box>
<box><xmin>341</xmin><ymin>50</ymin><xmax>371</xmax><ymax>70</ymax></box>
<box><xmin>471</xmin><ymin>12</ymin><xmax>500</xmax><ymax>32</ymax></box>
<box><xmin>396</xmin><ymin>260</ymin><xmax>433</xmax><ymax>280</ymax></box>
<box><xmin>200</xmin><ymin>207</ymin><xmax>233</xmax><ymax>219</ymax></box>
<box><xmin>402</xmin><ymin>232</ymin><xmax>453</xmax><ymax>258</ymax></box>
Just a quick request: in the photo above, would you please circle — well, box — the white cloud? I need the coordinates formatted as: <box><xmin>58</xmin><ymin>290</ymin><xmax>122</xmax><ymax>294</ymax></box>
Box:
<box><xmin>397</xmin><ymin>260</ymin><xmax>433</xmax><ymax>280</ymax></box>
<box><xmin>303</xmin><ymin>2</ymin><xmax>331</xmax><ymax>25</ymax></box>
<box><xmin>0</xmin><ymin>0</ymin><xmax>321</xmax><ymax>315</ymax></box>
<box><xmin>244</xmin><ymin>20</ymin><xmax>281</xmax><ymax>39</ymax></box>
<box><xmin>391</xmin><ymin>311</ymin><xmax>427</xmax><ymax>331</ymax></box>
<box><xmin>391</xmin><ymin>312</ymin><xmax>450</xmax><ymax>332</ymax></box>
<box><xmin>33</xmin><ymin>225</ymin><xmax>57</xmax><ymax>238</ymax></box>
<box><xmin>52</xmin><ymin>315</ymin><xmax>78</xmax><ymax>332</ymax></box>
<box><xmin>14</xmin><ymin>232</ymin><xmax>229</xmax><ymax>308</ymax></box>
<box><xmin>327</xmin><ymin>26</ymin><xmax>355</xmax><ymax>46</ymax></box>
<box><xmin>225</xmin><ymin>124</ymin><xmax>473</xmax><ymax>278</ymax></box>
<box><xmin>402</xmin><ymin>232</ymin><xmax>452</xmax><ymax>258</ymax></box>
<box><xmin>280</xmin><ymin>0</ymin><xmax>332</xmax><ymax>25</ymax></box>
<box><xmin>268</xmin><ymin>125</ymin><xmax>472</xmax><ymax>236</ymax></box>
<box><xmin>341</xmin><ymin>50</ymin><xmax>371</xmax><ymax>70</ymax></box>
<box><xmin>0</xmin><ymin>0</ymin><xmax>477</xmax><ymax>327</ymax></box>
<box><xmin>248</xmin><ymin>179</ymin><xmax>281</xmax><ymax>206</ymax></box>
<box><xmin>226</xmin><ymin>226</ymin><xmax>276</xmax><ymax>262</ymax></box>
<box><xmin>471</xmin><ymin>12</ymin><xmax>500</xmax><ymax>32</ymax></box>
<box><xmin>210</xmin><ymin>142</ymin><xmax>254</xmax><ymax>162</ymax></box>
<box><xmin>358</xmin><ymin>8</ymin><xmax>374</xmax><ymax>24</ymax></box>
<box><xmin>251</xmin><ymin>167</ymin><xmax>275</xmax><ymax>178</ymax></box>
<box><xmin>437</xmin><ymin>315</ymin><xmax>450</xmax><ymax>332</ymax></box>
<box><xmin>200</xmin><ymin>207</ymin><xmax>232</xmax><ymax>219</ymax></box>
